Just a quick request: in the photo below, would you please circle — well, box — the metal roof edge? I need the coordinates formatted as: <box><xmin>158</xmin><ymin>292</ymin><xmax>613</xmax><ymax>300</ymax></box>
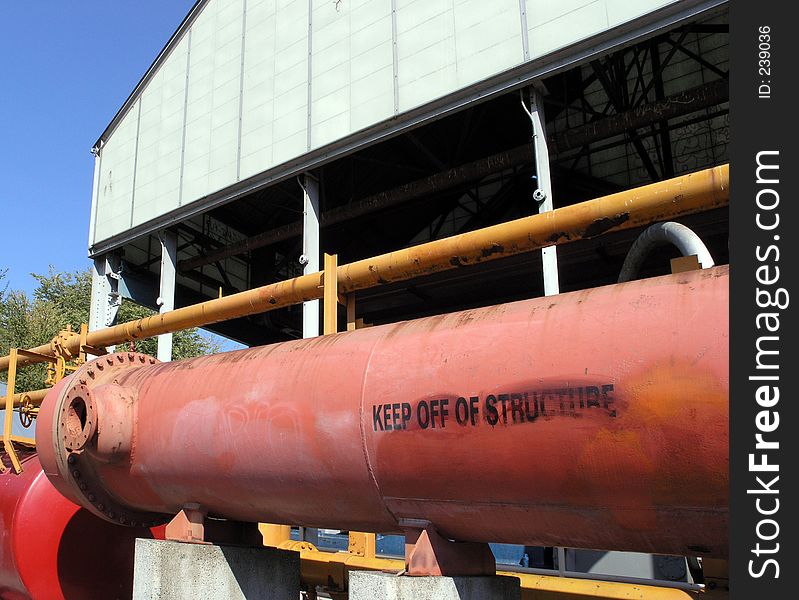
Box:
<box><xmin>91</xmin><ymin>0</ymin><xmax>210</xmax><ymax>153</ymax></box>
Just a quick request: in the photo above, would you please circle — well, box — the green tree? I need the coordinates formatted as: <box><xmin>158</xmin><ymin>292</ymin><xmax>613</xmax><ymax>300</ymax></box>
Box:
<box><xmin>0</xmin><ymin>268</ymin><xmax>220</xmax><ymax>393</ymax></box>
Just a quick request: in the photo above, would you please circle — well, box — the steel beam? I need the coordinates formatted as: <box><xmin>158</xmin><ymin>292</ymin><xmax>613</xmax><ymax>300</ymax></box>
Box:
<box><xmin>590</xmin><ymin>61</ymin><xmax>660</xmax><ymax>181</ymax></box>
<box><xmin>526</xmin><ymin>86</ymin><xmax>559</xmax><ymax>296</ymax></box>
<box><xmin>178</xmin><ymin>146</ymin><xmax>533</xmax><ymax>272</ymax></box>
<box><xmin>551</xmin><ymin>79</ymin><xmax>728</xmax><ymax>154</ymax></box>
<box><xmin>88</xmin><ymin>254</ymin><xmax>121</xmax><ymax>353</ymax></box>
<box><xmin>156</xmin><ymin>231</ymin><xmax>177</xmax><ymax>362</ymax></box>
<box><xmin>301</xmin><ymin>174</ymin><xmax>320</xmax><ymax>339</ymax></box>
<box><xmin>300</xmin><ymin>173</ymin><xmax>321</xmax><ymax>546</ymax></box>
<box><xmin>650</xmin><ymin>41</ymin><xmax>675</xmax><ymax>179</ymax></box>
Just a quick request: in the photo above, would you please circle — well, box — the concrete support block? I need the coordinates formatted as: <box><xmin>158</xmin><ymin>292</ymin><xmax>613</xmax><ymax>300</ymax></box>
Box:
<box><xmin>349</xmin><ymin>571</ymin><xmax>521</xmax><ymax>600</ymax></box>
<box><xmin>132</xmin><ymin>539</ymin><xmax>300</xmax><ymax>600</ymax></box>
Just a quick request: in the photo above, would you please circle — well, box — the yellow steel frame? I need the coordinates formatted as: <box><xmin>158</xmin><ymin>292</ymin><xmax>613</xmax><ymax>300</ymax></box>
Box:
<box><xmin>323</xmin><ymin>253</ymin><xmax>339</xmax><ymax>336</ymax></box>
<box><xmin>2</xmin><ymin>349</ymin><xmax>42</xmax><ymax>472</ymax></box>
<box><xmin>1</xmin><ymin>325</ymin><xmax>102</xmax><ymax>457</ymax></box>
<box><xmin>259</xmin><ymin>523</ymin><xmax>292</xmax><ymax>546</ymax></box>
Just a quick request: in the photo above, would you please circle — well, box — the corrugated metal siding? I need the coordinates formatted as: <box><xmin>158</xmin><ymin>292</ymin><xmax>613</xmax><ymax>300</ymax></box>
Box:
<box><xmin>92</xmin><ymin>0</ymin><xmax>686</xmax><ymax>246</ymax></box>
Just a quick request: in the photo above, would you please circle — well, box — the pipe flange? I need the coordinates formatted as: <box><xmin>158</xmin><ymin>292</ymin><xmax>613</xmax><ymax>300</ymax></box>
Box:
<box><xmin>65</xmin><ymin>451</ymin><xmax>166</xmax><ymax>528</ymax></box>
<box><xmin>59</xmin><ymin>383</ymin><xmax>97</xmax><ymax>451</ymax></box>
<box><xmin>51</xmin><ymin>351</ymin><xmax>168</xmax><ymax>527</ymax></box>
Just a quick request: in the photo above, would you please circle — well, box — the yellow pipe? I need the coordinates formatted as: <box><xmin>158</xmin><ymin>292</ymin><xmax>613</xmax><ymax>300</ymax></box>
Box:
<box><xmin>295</xmin><ymin>548</ymin><xmax>696</xmax><ymax>599</ymax></box>
<box><xmin>1</xmin><ymin>164</ymin><xmax>728</xmax><ymax>392</ymax></box>
<box><xmin>339</xmin><ymin>164</ymin><xmax>728</xmax><ymax>294</ymax></box>
<box><xmin>9</xmin><ymin>389</ymin><xmax>47</xmax><ymax>412</ymax></box>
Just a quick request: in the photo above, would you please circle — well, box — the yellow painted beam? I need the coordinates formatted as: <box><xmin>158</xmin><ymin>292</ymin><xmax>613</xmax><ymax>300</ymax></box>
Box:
<box><xmin>294</xmin><ymin>547</ymin><xmax>699</xmax><ymax>600</ymax></box>
<box><xmin>323</xmin><ymin>253</ymin><xmax>338</xmax><ymax>336</ymax></box>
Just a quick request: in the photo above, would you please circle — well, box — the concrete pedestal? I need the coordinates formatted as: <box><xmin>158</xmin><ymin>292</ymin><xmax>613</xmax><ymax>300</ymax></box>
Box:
<box><xmin>349</xmin><ymin>571</ymin><xmax>521</xmax><ymax>600</ymax></box>
<box><xmin>132</xmin><ymin>539</ymin><xmax>299</xmax><ymax>600</ymax></box>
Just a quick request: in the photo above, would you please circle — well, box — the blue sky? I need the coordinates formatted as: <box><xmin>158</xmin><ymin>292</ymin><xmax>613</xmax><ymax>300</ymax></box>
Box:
<box><xmin>0</xmin><ymin>1</ymin><xmax>196</xmax><ymax>294</ymax></box>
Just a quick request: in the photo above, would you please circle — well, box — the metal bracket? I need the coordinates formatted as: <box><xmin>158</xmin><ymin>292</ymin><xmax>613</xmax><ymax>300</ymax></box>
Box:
<box><xmin>44</xmin><ymin>324</ymin><xmax>106</xmax><ymax>387</ymax></box>
<box><xmin>260</xmin><ymin>523</ymin><xmax>292</xmax><ymax>546</ymax></box>
<box><xmin>345</xmin><ymin>295</ymin><xmax>373</xmax><ymax>332</ymax></box>
<box><xmin>165</xmin><ymin>503</ymin><xmax>209</xmax><ymax>544</ymax></box>
<box><xmin>671</xmin><ymin>254</ymin><xmax>702</xmax><ymax>274</ymax></box>
<box><xmin>46</xmin><ymin>327</ymin><xmax>79</xmax><ymax>386</ymax></box>
<box><xmin>401</xmin><ymin>519</ymin><xmax>495</xmax><ymax>576</ymax></box>
<box><xmin>165</xmin><ymin>503</ymin><xmax>264</xmax><ymax>546</ymax></box>
<box><xmin>348</xmin><ymin>531</ymin><xmax>376</xmax><ymax>558</ymax></box>
<box><xmin>346</xmin><ymin>295</ymin><xmax>357</xmax><ymax>332</ymax></box>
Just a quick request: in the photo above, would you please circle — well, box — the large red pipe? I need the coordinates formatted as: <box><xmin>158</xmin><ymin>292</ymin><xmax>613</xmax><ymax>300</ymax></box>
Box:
<box><xmin>37</xmin><ymin>267</ymin><xmax>729</xmax><ymax>558</ymax></box>
<box><xmin>0</xmin><ymin>452</ymin><xmax>160</xmax><ymax>599</ymax></box>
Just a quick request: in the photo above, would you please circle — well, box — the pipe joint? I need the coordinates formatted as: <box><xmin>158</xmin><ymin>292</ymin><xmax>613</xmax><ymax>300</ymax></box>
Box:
<box><xmin>38</xmin><ymin>352</ymin><xmax>167</xmax><ymax>528</ymax></box>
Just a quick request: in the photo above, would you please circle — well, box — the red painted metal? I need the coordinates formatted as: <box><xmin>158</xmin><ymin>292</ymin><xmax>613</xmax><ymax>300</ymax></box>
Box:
<box><xmin>0</xmin><ymin>451</ymin><xmax>161</xmax><ymax>599</ymax></box>
<box><xmin>38</xmin><ymin>267</ymin><xmax>729</xmax><ymax>558</ymax></box>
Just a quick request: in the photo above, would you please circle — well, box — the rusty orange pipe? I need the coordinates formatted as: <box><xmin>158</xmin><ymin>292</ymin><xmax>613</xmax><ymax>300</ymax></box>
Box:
<box><xmin>37</xmin><ymin>266</ymin><xmax>728</xmax><ymax>558</ymax></box>
<box><xmin>2</xmin><ymin>164</ymin><xmax>728</xmax><ymax>385</ymax></box>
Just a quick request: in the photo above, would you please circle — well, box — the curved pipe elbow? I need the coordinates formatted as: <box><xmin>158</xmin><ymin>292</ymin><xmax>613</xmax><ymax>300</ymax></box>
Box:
<box><xmin>618</xmin><ymin>221</ymin><xmax>714</xmax><ymax>283</ymax></box>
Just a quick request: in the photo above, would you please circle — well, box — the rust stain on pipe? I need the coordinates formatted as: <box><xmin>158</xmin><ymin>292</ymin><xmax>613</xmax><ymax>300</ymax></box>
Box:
<box><xmin>37</xmin><ymin>267</ymin><xmax>728</xmax><ymax>557</ymax></box>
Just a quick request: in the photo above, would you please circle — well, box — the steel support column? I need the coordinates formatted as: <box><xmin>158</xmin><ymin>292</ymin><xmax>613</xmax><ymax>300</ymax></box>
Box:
<box><xmin>301</xmin><ymin>173</ymin><xmax>321</xmax><ymax>339</ymax></box>
<box><xmin>527</xmin><ymin>86</ymin><xmax>560</xmax><ymax>296</ymax></box>
<box><xmin>88</xmin><ymin>255</ymin><xmax>121</xmax><ymax>352</ymax></box>
<box><xmin>300</xmin><ymin>173</ymin><xmax>320</xmax><ymax>546</ymax></box>
<box><xmin>156</xmin><ymin>231</ymin><xmax>177</xmax><ymax>362</ymax></box>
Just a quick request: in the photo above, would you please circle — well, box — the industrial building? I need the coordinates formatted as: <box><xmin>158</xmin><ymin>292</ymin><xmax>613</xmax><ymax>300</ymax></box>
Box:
<box><xmin>2</xmin><ymin>0</ymin><xmax>729</xmax><ymax>598</ymax></box>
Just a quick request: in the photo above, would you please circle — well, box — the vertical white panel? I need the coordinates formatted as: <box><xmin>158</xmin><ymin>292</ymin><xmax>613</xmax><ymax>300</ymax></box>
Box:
<box><xmin>605</xmin><ymin>0</ymin><xmax>677</xmax><ymax>28</ymax></box>
<box><xmin>524</xmin><ymin>0</ymin><xmax>681</xmax><ymax>60</ymax></box>
<box><xmin>132</xmin><ymin>35</ymin><xmax>190</xmax><ymax>227</ymax></box>
<box><xmin>311</xmin><ymin>0</ymin><xmax>351</xmax><ymax>148</ymax></box>
<box><xmin>349</xmin><ymin>0</ymin><xmax>394</xmax><ymax>131</ymax></box>
<box><xmin>239</xmin><ymin>0</ymin><xmax>278</xmax><ymax>180</ymax></box>
<box><xmin>310</xmin><ymin>0</ymin><xmax>393</xmax><ymax>148</ymax></box>
<box><xmin>94</xmin><ymin>99</ymin><xmax>140</xmax><ymax>242</ymax></box>
<box><xmin>395</xmin><ymin>0</ymin><xmax>524</xmax><ymax>112</ymax></box>
<box><xmin>88</xmin><ymin>151</ymin><xmax>102</xmax><ymax>246</ymax></box>
<box><xmin>271</xmin><ymin>0</ymin><xmax>309</xmax><ymax>165</ymax></box>
<box><xmin>182</xmin><ymin>0</ymin><xmax>244</xmax><ymax>202</ymax></box>
<box><xmin>395</xmin><ymin>0</ymin><xmax>457</xmax><ymax>113</ymax></box>
<box><xmin>526</xmin><ymin>0</ymin><xmax>609</xmax><ymax>58</ymax></box>
<box><xmin>452</xmin><ymin>0</ymin><xmax>524</xmax><ymax>88</ymax></box>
